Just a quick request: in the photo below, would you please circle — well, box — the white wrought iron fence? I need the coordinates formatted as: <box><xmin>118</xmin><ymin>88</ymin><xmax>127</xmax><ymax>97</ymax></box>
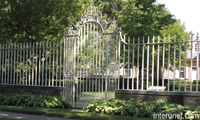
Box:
<box><xmin>0</xmin><ymin>1</ymin><xmax>199</xmax><ymax>109</ymax></box>
<box><xmin>119</xmin><ymin>34</ymin><xmax>200</xmax><ymax>92</ymax></box>
<box><xmin>0</xmin><ymin>41</ymin><xmax>65</xmax><ymax>87</ymax></box>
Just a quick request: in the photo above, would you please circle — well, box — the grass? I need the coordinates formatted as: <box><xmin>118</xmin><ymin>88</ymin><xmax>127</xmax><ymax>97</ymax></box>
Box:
<box><xmin>81</xmin><ymin>91</ymin><xmax>115</xmax><ymax>99</ymax></box>
<box><xmin>0</xmin><ymin>116</ymin><xmax>24</xmax><ymax>120</ymax></box>
<box><xmin>0</xmin><ymin>105</ymin><xmax>162</xmax><ymax>120</ymax></box>
<box><xmin>75</xmin><ymin>91</ymin><xmax>115</xmax><ymax>107</ymax></box>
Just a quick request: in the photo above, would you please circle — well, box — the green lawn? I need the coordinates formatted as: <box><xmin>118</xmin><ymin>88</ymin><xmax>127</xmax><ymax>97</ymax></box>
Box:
<box><xmin>76</xmin><ymin>91</ymin><xmax>115</xmax><ymax>107</ymax></box>
<box><xmin>0</xmin><ymin>105</ymin><xmax>163</xmax><ymax>120</ymax></box>
<box><xmin>81</xmin><ymin>91</ymin><xmax>115</xmax><ymax>98</ymax></box>
<box><xmin>0</xmin><ymin>116</ymin><xmax>24</xmax><ymax>120</ymax></box>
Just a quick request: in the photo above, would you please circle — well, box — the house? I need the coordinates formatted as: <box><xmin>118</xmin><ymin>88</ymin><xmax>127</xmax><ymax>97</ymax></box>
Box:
<box><xmin>175</xmin><ymin>38</ymin><xmax>200</xmax><ymax>81</ymax></box>
<box><xmin>120</xmin><ymin>37</ymin><xmax>200</xmax><ymax>82</ymax></box>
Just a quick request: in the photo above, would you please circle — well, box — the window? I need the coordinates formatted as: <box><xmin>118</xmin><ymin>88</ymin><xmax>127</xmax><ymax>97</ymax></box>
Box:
<box><xmin>195</xmin><ymin>43</ymin><xmax>200</xmax><ymax>52</ymax></box>
<box><xmin>125</xmin><ymin>69</ymin><xmax>131</xmax><ymax>78</ymax></box>
<box><xmin>180</xmin><ymin>66</ymin><xmax>185</xmax><ymax>78</ymax></box>
<box><xmin>192</xmin><ymin>67</ymin><xmax>197</xmax><ymax>70</ymax></box>
<box><xmin>180</xmin><ymin>71</ymin><xmax>184</xmax><ymax>78</ymax></box>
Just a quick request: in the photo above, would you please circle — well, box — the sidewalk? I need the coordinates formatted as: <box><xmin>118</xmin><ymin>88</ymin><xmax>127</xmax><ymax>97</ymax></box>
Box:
<box><xmin>0</xmin><ymin>111</ymin><xmax>77</xmax><ymax>120</ymax></box>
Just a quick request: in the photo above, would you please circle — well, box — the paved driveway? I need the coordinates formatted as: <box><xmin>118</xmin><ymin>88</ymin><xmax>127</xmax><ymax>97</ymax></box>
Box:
<box><xmin>0</xmin><ymin>111</ymin><xmax>77</xmax><ymax>120</ymax></box>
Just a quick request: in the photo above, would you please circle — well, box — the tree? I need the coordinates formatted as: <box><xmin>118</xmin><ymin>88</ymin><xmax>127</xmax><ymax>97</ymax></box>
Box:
<box><xmin>160</xmin><ymin>20</ymin><xmax>191</xmax><ymax>69</ymax></box>
<box><xmin>117</xmin><ymin>0</ymin><xmax>175</xmax><ymax>38</ymax></box>
<box><xmin>0</xmin><ymin>0</ymin><xmax>83</xmax><ymax>43</ymax></box>
<box><xmin>91</xmin><ymin>0</ymin><xmax>190</xmax><ymax>88</ymax></box>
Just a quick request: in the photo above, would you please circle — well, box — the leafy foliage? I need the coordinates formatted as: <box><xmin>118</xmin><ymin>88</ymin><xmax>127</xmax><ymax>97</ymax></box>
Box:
<box><xmin>84</xmin><ymin>98</ymin><xmax>200</xmax><ymax>118</ymax></box>
<box><xmin>166</xmin><ymin>80</ymin><xmax>200</xmax><ymax>91</ymax></box>
<box><xmin>0</xmin><ymin>93</ymin><xmax>71</xmax><ymax>108</ymax></box>
<box><xmin>92</xmin><ymin>0</ymin><xmax>191</xmax><ymax>85</ymax></box>
<box><xmin>0</xmin><ymin>0</ymin><xmax>83</xmax><ymax>43</ymax></box>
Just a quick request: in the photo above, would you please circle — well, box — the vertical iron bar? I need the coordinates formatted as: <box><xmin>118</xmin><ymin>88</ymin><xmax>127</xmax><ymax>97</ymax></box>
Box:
<box><xmin>141</xmin><ymin>37</ymin><xmax>144</xmax><ymax>90</ymax></box>
<box><xmin>35</xmin><ymin>43</ymin><xmax>38</xmax><ymax>85</ymax></box>
<box><xmin>157</xmin><ymin>36</ymin><xmax>160</xmax><ymax>91</ymax></box>
<box><xmin>26</xmin><ymin>43</ymin><xmax>28</xmax><ymax>85</ymax></box>
<box><xmin>49</xmin><ymin>42</ymin><xmax>51</xmax><ymax>86</ymax></box>
<box><xmin>63</xmin><ymin>37</ymin><xmax>66</xmax><ymax>91</ymax></box>
<box><xmin>92</xmin><ymin>24</ymin><xmax>94</xmax><ymax>96</ymax></box>
<box><xmin>5</xmin><ymin>44</ymin><xmax>7</xmax><ymax>84</ymax></box>
<box><xmin>14</xmin><ymin>44</ymin><xmax>16</xmax><ymax>84</ymax></box>
<box><xmin>56</xmin><ymin>41</ymin><xmax>58</xmax><ymax>86</ymax></box>
<box><xmin>45</xmin><ymin>42</ymin><xmax>48</xmax><ymax>86</ymax></box>
<box><xmin>22</xmin><ymin>43</ymin><xmax>25</xmax><ymax>85</ymax></box>
<box><xmin>168</xmin><ymin>36</ymin><xmax>171</xmax><ymax>91</ymax></box>
<box><xmin>63</xmin><ymin>38</ymin><xmax>66</xmax><ymax>93</ymax></box>
<box><xmin>137</xmin><ymin>37</ymin><xmax>140</xmax><ymax>90</ymax></box>
<box><xmin>147</xmin><ymin>37</ymin><xmax>150</xmax><ymax>90</ymax></box>
<box><xmin>95</xmin><ymin>24</ymin><xmax>98</xmax><ymax>96</ymax></box>
<box><xmin>127</xmin><ymin>37</ymin><xmax>130</xmax><ymax>90</ymax></box>
<box><xmin>122</xmin><ymin>35</ymin><xmax>125</xmax><ymax>89</ymax></box>
<box><xmin>118</xmin><ymin>35</ymin><xmax>120</xmax><ymax>89</ymax></box>
<box><xmin>38</xmin><ymin>42</ymin><xmax>41</xmax><ymax>85</ymax></box>
<box><xmin>184</xmin><ymin>36</ymin><xmax>187</xmax><ymax>92</ymax></box>
<box><xmin>75</xmin><ymin>36</ymin><xmax>79</xmax><ymax>104</ymax></box>
<box><xmin>2</xmin><ymin>44</ymin><xmax>4</xmax><ymax>84</ymax></box>
<box><xmin>7</xmin><ymin>44</ymin><xmax>10</xmax><ymax>84</ymax></box>
<box><xmin>75</xmin><ymin>37</ymin><xmax>81</xmax><ymax>105</ymax></box>
<box><xmin>73</xmin><ymin>36</ymin><xmax>76</xmax><ymax>107</ymax></box>
<box><xmin>197</xmin><ymin>37</ymin><xmax>199</xmax><ymax>92</ymax></box>
<box><xmin>32</xmin><ymin>43</ymin><xmax>34</xmax><ymax>85</ymax></box>
<box><xmin>29</xmin><ymin>43</ymin><xmax>31</xmax><ymax>85</ymax></box>
<box><xmin>83</xmin><ymin>25</ymin><xmax>86</xmax><ymax>105</ymax></box>
<box><xmin>107</xmin><ymin>35</ymin><xmax>110</xmax><ymax>99</ymax></box>
<box><xmin>52</xmin><ymin>42</ymin><xmax>55</xmax><ymax>86</ymax></box>
<box><xmin>132</xmin><ymin>38</ymin><xmax>135</xmax><ymax>90</ymax></box>
<box><xmin>89</xmin><ymin>23</ymin><xmax>91</xmax><ymax>96</ymax></box>
<box><xmin>152</xmin><ymin>37</ymin><xmax>155</xmax><ymax>89</ymax></box>
<box><xmin>98</xmin><ymin>25</ymin><xmax>101</xmax><ymax>97</ymax></box>
<box><xmin>59</xmin><ymin>41</ymin><xmax>62</xmax><ymax>86</ymax></box>
<box><xmin>16</xmin><ymin>43</ymin><xmax>19</xmax><ymax>84</ymax></box>
<box><xmin>19</xmin><ymin>43</ymin><xmax>22</xmax><ymax>85</ymax></box>
<box><xmin>83</xmin><ymin>24</ymin><xmax>85</xmax><ymax>97</ymax></box>
<box><xmin>85</xmin><ymin>24</ymin><xmax>88</xmax><ymax>98</ymax></box>
<box><xmin>105</xmin><ymin>34</ymin><xmax>108</xmax><ymax>100</ymax></box>
<box><xmin>80</xmin><ymin>26</ymin><xmax>83</xmax><ymax>96</ymax></box>
<box><xmin>42</xmin><ymin>42</ymin><xmax>44</xmax><ymax>86</ymax></box>
<box><xmin>162</xmin><ymin>36</ymin><xmax>165</xmax><ymax>91</ymax></box>
<box><xmin>10</xmin><ymin>44</ymin><xmax>13</xmax><ymax>84</ymax></box>
<box><xmin>4</xmin><ymin>44</ymin><xmax>7</xmax><ymax>84</ymax></box>
<box><xmin>190</xmin><ymin>35</ymin><xmax>193</xmax><ymax>91</ymax></box>
<box><xmin>173</xmin><ymin>36</ymin><xmax>176</xmax><ymax>91</ymax></box>
<box><xmin>178</xmin><ymin>36</ymin><xmax>182</xmax><ymax>91</ymax></box>
<box><xmin>102</xmin><ymin>31</ymin><xmax>104</xmax><ymax>98</ymax></box>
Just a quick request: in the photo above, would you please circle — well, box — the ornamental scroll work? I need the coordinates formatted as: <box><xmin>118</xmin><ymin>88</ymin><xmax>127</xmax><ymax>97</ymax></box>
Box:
<box><xmin>65</xmin><ymin>2</ymin><xmax>120</xmax><ymax>36</ymax></box>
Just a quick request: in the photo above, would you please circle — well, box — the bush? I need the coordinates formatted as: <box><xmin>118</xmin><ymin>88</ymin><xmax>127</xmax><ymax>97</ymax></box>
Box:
<box><xmin>165</xmin><ymin>80</ymin><xmax>200</xmax><ymax>91</ymax></box>
<box><xmin>84</xmin><ymin>98</ymin><xmax>199</xmax><ymax>118</ymax></box>
<box><xmin>0</xmin><ymin>93</ymin><xmax>71</xmax><ymax>108</ymax></box>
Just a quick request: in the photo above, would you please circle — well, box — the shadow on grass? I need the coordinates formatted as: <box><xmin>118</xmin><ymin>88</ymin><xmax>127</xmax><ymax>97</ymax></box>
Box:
<box><xmin>0</xmin><ymin>105</ymin><xmax>162</xmax><ymax>120</ymax></box>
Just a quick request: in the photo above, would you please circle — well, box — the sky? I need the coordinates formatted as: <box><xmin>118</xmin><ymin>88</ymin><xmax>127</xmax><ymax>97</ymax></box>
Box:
<box><xmin>157</xmin><ymin>0</ymin><xmax>200</xmax><ymax>35</ymax></box>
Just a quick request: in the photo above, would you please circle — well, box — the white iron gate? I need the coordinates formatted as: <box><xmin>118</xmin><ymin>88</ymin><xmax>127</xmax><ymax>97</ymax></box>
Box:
<box><xmin>63</xmin><ymin>2</ymin><xmax>120</xmax><ymax>107</ymax></box>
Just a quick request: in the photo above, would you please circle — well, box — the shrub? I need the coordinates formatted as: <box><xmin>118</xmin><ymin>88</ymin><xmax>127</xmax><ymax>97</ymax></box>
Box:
<box><xmin>84</xmin><ymin>98</ymin><xmax>199</xmax><ymax>118</ymax></box>
<box><xmin>165</xmin><ymin>80</ymin><xmax>200</xmax><ymax>91</ymax></box>
<box><xmin>0</xmin><ymin>93</ymin><xmax>71</xmax><ymax>108</ymax></box>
